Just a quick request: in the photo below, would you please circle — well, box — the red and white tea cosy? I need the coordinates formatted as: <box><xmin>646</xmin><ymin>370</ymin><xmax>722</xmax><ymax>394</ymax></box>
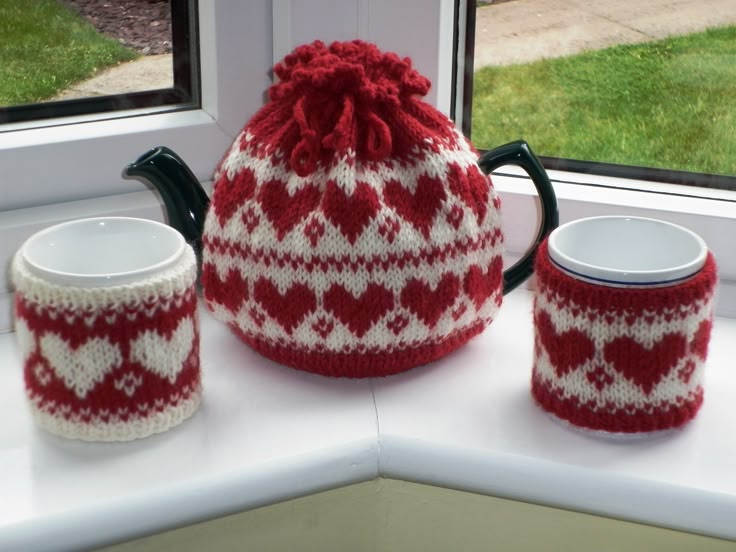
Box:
<box><xmin>12</xmin><ymin>246</ymin><xmax>201</xmax><ymax>442</ymax></box>
<box><xmin>200</xmin><ymin>40</ymin><xmax>504</xmax><ymax>378</ymax></box>
<box><xmin>532</xmin><ymin>240</ymin><xmax>717</xmax><ymax>433</ymax></box>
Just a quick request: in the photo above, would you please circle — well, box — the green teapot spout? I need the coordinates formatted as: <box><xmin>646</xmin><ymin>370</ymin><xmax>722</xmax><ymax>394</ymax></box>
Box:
<box><xmin>123</xmin><ymin>146</ymin><xmax>210</xmax><ymax>256</ymax></box>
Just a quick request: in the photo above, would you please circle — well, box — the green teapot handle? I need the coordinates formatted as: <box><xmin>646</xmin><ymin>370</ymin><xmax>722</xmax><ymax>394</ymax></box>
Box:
<box><xmin>478</xmin><ymin>140</ymin><xmax>559</xmax><ymax>295</ymax></box>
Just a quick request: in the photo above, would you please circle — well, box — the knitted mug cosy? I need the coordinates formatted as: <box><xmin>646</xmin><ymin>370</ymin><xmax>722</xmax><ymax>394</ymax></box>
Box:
<box><xmin>531</xmin><ymin>239</ymin><xmax>717</xmax><ymax>433</ymax></box>
<box><xmin>200</xmin><ymin>40</ymin><xmax>504</xmax><ymax>378</ymax></box>
<box><xmin>12</xmin><ymin>246</ymin><xmax>201</xmax><ymax>442</ymax></box>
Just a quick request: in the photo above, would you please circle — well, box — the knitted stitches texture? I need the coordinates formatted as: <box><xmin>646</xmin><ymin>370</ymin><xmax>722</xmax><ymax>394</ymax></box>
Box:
<box><xmin>201</xmin><ymin>40</ymin><xmax>504</xmax><ymax>377</ymax></box>
<box><xmin>12</xmin><ymin>246</ymin><xmax>201</xmax><ymax>442</ymax></box>
<box><xmin>531</xmin><ymin>240</ymin><xmax>717</xmax><ymax>433</ymax></box>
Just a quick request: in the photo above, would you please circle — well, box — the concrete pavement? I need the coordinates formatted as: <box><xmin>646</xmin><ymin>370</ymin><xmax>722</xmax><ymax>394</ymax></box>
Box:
<box><xmin>475</xmin><ymin>0</ymin><xmax>736</xmax><ymax>68</ymax></box>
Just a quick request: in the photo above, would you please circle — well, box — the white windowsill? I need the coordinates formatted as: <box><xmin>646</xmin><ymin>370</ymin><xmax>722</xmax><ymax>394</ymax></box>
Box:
<box><xmin>1</xmin><ymin>291</ymin><xmax>735</xmax><ymax>551</ymax></box>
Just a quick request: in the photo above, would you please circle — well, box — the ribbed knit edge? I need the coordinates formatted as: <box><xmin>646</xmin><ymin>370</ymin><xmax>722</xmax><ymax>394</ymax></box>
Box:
<box><xmin>531</xmin><ymin>377</ymin><xmax>703</xmax><ymax>433</ymax></box>
<box><xmin>11</xmin><ymin>246</ymin><xmax>198</xmax><ymax>313</ymax></box>
<box><xmin>29</xmin><ymin>386</ymin><xmax>202</xmax><ymax>442</ymax></box>
<box><xmin>230</xmin><ymin>320</ymin><xmax>488</xmax><ymax>378</ymax></box>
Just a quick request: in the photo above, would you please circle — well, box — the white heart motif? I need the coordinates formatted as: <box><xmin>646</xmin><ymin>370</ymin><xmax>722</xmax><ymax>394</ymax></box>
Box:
<box><xmin>40</xmin><ymin>334</ymin><xmax>123</xmax><ymax>399</ymax></box>
<box><xmin>130</xmin><ymin>317</ymin><xmax>194</xmax><ymax>384</ymax></box>
<box><xmin>15</xmin><ymin>319</ymin><xmax>36</xmax><ymax>363</ymax></box>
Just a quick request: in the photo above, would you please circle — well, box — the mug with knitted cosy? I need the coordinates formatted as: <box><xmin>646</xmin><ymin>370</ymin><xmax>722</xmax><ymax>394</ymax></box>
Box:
<box><xmin>12</xmin><ymin>217</ymin><xmax>201</xmax><ymax>442</ymax></box>
<box><xmin>194</xmin><ymin>39</ymin><xmax>558</xmax><ymax>378</ymax></box>
<box><xmin>531</xmin><ymin>216</ymin><xmax>717</xmax><ymax>435</ymax></box>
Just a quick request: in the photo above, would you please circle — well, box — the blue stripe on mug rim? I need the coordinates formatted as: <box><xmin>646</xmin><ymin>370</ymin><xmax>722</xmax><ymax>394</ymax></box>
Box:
<box><xmin>548</xmin><ymin>255</ymin><xmax>701</xmax><ymax>288</ymax></box>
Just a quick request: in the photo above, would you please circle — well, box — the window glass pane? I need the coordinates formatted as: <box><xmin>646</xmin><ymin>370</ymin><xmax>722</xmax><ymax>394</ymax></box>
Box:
<box><xmin>51</xmin><ymin>0</ymin><xmax>174</xmax><ymax>101</ymax></box>
<box><xmin>0</xmin><ymin>0</ymin><xmax>198</xmax><ymax>124</ymax></box>
<box><xmin>468</xmin><ymin>0</ymin><xmax>736</xmax><ymax>187</ymax></box>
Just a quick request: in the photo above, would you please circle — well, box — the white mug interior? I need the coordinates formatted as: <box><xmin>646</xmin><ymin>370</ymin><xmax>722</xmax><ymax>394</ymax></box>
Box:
<box><xmin>21</xmin><ymin>217</ymin><xmax>185</xmax><ymax>287</ymax></box>
<box><xmin>547</xmin><ymin>216</ymin><xmax>708</xmax><ymax>287</ymax></box>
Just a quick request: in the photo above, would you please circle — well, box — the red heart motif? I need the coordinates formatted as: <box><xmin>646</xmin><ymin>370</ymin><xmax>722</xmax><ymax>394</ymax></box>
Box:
<box><xmin>400</xmin><ymin>274</ymin><xmax>460</xmax><ymax>329</ymax></box>
<box><xmin>311</xmin><ymin>316</ymin><xmax>335</xmax><ymax>339</ymax></box>
<box><xmin>446</xmin><ymin>205</ymin><xmax>464</xmax><ymax>230</ymax></box>
<box><xmin>249</xmin><ymin>307</ymin><xmax>266</xmax><ymax>327</ymax></box>
<box><xmin>678</xmin><ymin>360</ymin><xmax>697</xmax><ymax>384</ymax></box>
<box><xmin>259</xmin><ymin>179</ymin><xmax>321</xmax><ymax>240</ymax></box>
<box><xmin>242</xmin><ymin>207</ymin><xmax>260</xmax><ymax>233</ymax></box>
<box><xmin>303</xmin><ymin>216</ymin><xmax>326</xmax><ymax>247</ymax></box>
<box><xmin>386</xmin><ymin>314</ymin><xmax>410</xmax><ymax>335</ymax></box>
<box><xmin>447</xmin><ymin>163</ymin><xmax>489</xmax><ymax>224</ymax></box>
<box><xmin>384</xmin><ymin>174</ymin><xmax>446</xmax><ymax>238</ymax></box>
<box><xmin>211</xmin><ymin>167</ymin><xmax>257</xmax><ymax>226</ymax></box>
<box><xmin>322</xmin><ymin>180</ymin><xmax>380</xmax><ymax>244</ymax></box>
<box><xmin>464</xmin><ymin>257</ymin><xmax>503</xmax><ymax>310</ymax></box>
<box><xmin>691</xmin><ymin>319</ymin><xmax>712</xmax><ymax>360</ymax></box>
<box><xmin>323</xmin><ymin>284</ymin><xmax>395</xmax><ymax>338</ymax></box>
<box><xmin>586</xmin><ymin>364</ymin><xmax>614</xmax><ymax>391</ymax></box>
<box><xmin>378</xmin><ymin>217</ymin><xmax>401</xmax><ymax>244</ymax></box>
<box><xmin>452</xmin><ymin>303</ymin><xmax>468</xmax><ymax>321</ymax></box>
<box><xmin>202</xmin><ymin>264</ymin><xmax>248</xmax><ymax>314</ymax></box>
<box><xmin>604</xmin><ymin>333</ymin><xmax>687</xmax><ymax>395</ymax></box>
<box><xmin>535</xmin><ymin>310</ymin><xmax>595</xmax><ymax>377</ymax></box>
<box><xmin>253</xmin><ymin>277</ymin><xmax>317</xmax><ymax>334</ymax></box>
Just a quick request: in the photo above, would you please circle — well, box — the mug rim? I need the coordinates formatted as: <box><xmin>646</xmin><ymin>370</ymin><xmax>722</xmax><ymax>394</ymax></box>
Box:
<box><xmin>547</xmin><ymin>216</ymin><xmax>708</xmax><ymax>287</ymax></box>
<box><xmin>21</xmin><ymin>217</ymin><xmax>186</xmax><ymax>287</ymax></box>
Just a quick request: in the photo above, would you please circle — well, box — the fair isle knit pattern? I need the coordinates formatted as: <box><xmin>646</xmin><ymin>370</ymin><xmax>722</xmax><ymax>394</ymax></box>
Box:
<box><xmin>532</xmin><ymin>240</ymin><xmax>717</xmax><ymax>433</ymax></box>
<box><xmin>200</xmin><ymin>40</ymin><xmax>504</xmax><ymax>378</ymax></box>
<box><xmin>12</xmin><ymin>246</ymin><xmax>201</xmax><ymax>442</ymax></box>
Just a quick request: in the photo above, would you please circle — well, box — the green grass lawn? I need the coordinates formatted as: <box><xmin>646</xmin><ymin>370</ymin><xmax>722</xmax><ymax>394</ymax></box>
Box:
<box><xmin>0</xmin><ymin>0</ymin><xmax>137</xmax><ymax>106</ymax></box>
<box><xmin>472</xmin><ymin>25</ymin><xmax>736</xmax><ymax>176</ymax></box>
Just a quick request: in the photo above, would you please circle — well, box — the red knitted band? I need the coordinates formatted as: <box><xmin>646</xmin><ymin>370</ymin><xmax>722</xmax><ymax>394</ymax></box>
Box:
<box><xmin>531</xmin><ymin>239</ymin><xmax>717</xmax><ymax>433</ymax></box>
<box><xmin>12</xmin><ymin>248</ymin><xmax>201</xmax><ymax>441</ymax></box>
<box><xmin>230</xmin><ymin>319</ymin><xmax>487</xmax><ymax>378</ymax></box>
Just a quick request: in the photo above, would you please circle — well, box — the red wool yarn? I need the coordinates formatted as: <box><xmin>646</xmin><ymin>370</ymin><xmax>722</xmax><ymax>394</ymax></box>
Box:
<box><xmin>531</xmin><ymin>240</ymin><xmax>718</xmax><ymax>433</ymax></box>
<box><xmin>12</xmin><ymin>247</ymin><xmax>201</xmax><ymax>441</ymax></box>
<box><xmin>201</xmin><ymin>40</ymin><xmax>504</xmax><ymax>377</ymax></box>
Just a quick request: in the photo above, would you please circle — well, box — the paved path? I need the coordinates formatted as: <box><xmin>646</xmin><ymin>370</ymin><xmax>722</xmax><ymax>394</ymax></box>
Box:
<box><xmin>475</xmin><ymin>0</ymin><xmax>736</xmax><ymax>67</ymax></box>
<box><xmin>53</xmin><ymin>0</ymin><xmax>736</xmax><ymax>97</ymax></box>
<box><xmin>53</xmin><ymin>54</ymin><xmax>172</xmax><ymax>101</ymax></box>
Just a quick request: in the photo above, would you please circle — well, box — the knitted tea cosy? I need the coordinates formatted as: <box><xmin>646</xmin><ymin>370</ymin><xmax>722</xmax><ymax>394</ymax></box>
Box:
<box><xmin>12</xmin><ymin>246</ymin><xmax>201</xmax><ymax>441</ymax></box>
<box><xmin>200</xmin><ymin>40</ymin><xmax>504</xmax><ymax>378</ymax></box>
<box><xmin>531</xmin><ymin>240</ymin><xmax>717</xmax><ymax>433</ymax></box>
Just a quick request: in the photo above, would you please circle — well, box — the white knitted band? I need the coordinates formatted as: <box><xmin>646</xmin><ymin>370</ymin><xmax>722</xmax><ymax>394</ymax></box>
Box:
<box><xmin>12</xmin><ymin>246</ymin><xmax>197</xmax><ymax>315</ymax></box>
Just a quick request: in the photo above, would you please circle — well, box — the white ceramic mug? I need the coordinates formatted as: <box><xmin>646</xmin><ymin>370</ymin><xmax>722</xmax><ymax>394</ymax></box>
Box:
<box><xmin>12</xmin><ymin>217</ymin><xmax>201</xmax><ymax>442</ymax></box>
<box><xmin>21</xmin><ymin>217</ymin><xmax>187</xmax><ymax>287</ymax></box>
<box><xmin>531</xmin><ymin>216</ymin><xmax>717</xmax><ymax>437</ymax></box>
<box><xmin>547</xmin><ymin>216</ymin><xmax>708</xmax><ymax>287</ymax></box>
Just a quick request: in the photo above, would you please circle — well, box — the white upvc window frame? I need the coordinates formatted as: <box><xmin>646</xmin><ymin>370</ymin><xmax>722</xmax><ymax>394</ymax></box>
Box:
<box><xmin>0</xmin><ymin>0</ymin><xmax>734</xmax><ymax>334</ymax></box>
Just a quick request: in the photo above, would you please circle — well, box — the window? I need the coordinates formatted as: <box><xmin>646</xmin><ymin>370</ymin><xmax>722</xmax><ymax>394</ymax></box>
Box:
<box><xmin>0</xmin><ymin>0</ymin><xmax>199</xmax><ymax>125</ymax></box>
<box><xmin>463</xmin><ymin>0</ymin><xmax>736</xmax><ymax>191</ymax></box>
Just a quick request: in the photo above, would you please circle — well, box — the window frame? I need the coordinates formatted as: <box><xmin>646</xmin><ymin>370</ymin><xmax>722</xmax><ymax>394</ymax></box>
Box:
<box><xmin>0</xmin><ymin>0</ymin><xmax>734</xmax><ymax>335</ymax></box>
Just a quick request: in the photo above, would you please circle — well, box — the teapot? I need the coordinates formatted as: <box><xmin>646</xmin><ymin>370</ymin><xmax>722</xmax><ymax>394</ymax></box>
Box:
<box><xmin>123</xmin><ymin>40</ymin><xmax>558</xmax><ymax>378</ymax></box>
